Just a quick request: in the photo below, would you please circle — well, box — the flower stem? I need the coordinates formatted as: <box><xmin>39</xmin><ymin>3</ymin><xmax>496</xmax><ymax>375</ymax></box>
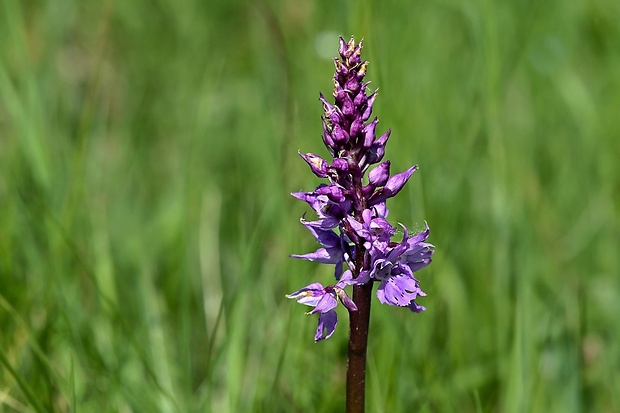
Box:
<box><xmin>346</xmin><ymin>281</ymin><xmax>373</xmax><ymax>413</ymax></box>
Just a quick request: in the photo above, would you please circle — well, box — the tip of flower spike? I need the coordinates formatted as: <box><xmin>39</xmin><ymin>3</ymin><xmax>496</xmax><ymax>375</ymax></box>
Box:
<box><xmin>338</xmin><ymin>36</ymin><xmax>355</xmax><ymax>57</ymax></box>
<box><xmin>347</xmin><ymin>36</ymin><xmax>362</xmax><ymax>52</ymax></box>
<box><xmin>338</xmin><ymin>36</ymin><xmax>347</xmax><ymax>55</ymax></box>
<box><xmin>338</xmin><ymin>36</ymin><xmax>363</xmax><ymax>60</ymax></box>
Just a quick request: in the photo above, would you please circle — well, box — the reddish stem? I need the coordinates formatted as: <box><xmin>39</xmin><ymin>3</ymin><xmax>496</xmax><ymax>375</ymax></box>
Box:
<box><xmin>346</xmin><ymin>281</ymin><xmax>373</xmax><ymax>413</ymax></box>
<box><xmin>346</xmin><ymin>166</ymin><xmax>371</xmax><ymax>413</ymax></box>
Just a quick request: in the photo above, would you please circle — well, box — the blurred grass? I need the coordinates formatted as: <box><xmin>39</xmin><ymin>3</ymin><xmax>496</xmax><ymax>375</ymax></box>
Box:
<box><xmin>1</xmin><ymin>0</ymin><xmax>619</xmax><ymax>411</ymax></box>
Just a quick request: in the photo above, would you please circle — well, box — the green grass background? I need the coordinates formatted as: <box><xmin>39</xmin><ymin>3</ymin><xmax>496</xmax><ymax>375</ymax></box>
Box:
<box><xmin>1</xmin><ymin>0</ymin><xmax>619</xmax><ymax>411</ymax></box>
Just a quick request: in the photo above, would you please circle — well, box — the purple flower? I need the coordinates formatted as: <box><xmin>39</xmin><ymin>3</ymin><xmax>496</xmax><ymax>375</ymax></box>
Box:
<box><xmin>288</xmin><ymin>36</ymin><xmax>435</xmax><ymax>341</ymax></box>
<box><xmin>291</xmin><ymin>186</ymin><xmax>352</xmax><ymax>230</ymax></box>
<box><xmin>298</xmin><ymin>152</ymin><xmax>329</xmax><ymax>178</ymax></box>
<box><xmin>361</xmin><ymin>224</ymin><xmax>434</xmax><ymax>311</ymax></box>
<box><xmin>368</xmin><ymin>165</ymin><xmax>418</xmax><ymax>206</ymax></box>
<box><xmin>291</xmin><ymin>218</ymin><xmax>348</xmax><ymax>279</ymax></box>
<box><xmin>346</xmin><ymin>208</ymin><xmax>395</xmax><ymax>249</ymax></box>
<box><xmin>368</xmin><ymin>161</ymin><xmax>390</xmax><ymax>187</ymax></box>
<box><xmin>287</xmin><ymin>270</ymin><xmax>358</xmax><ymax>341</ymax></box>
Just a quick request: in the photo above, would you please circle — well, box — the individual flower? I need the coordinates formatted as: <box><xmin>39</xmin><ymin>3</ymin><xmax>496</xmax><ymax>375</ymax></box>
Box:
<box><xmin>291</xmin><ymin>185</ymin><xmax>352</xmax><ymax>230</ymax></box>
<box><xmin>367</xmin><ymin>165</ymin><xmax>418</xmax><ymax>206</ymax></box>
<box><xmin>345</xmin><ymin>207</ymin><xmax>395</xmax><ymax>250</ymax></box>
<box><xmin>359</xmin><ymin>224</ymin><xmax>434</xmax><ymax>311</ymax></box>
<box><xmin>287</xmin><ymin>270</ymin><xmax>358</xmax><ymax>341</ymax></box>
<box><xmin>290</xmin><ymin>218</ymin><xmax>350</xmax><ymax>279</ymax></box>
<box><xmin>298</xmin><ymin>152</ymin><xmax>329</xmax><ymax>178</ymax></box>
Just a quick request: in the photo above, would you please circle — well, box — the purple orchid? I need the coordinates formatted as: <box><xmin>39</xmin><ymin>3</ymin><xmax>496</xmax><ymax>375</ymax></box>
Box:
<box><xmin>286</xmin><ymin>270</ymin><xmax>359</xmax><ymax>341</ymax></box>
<box><xmin>361</xmin><ymin>224</ymin><xmax>433</xmax><ymax>311</ymax></box>
<box><xmin>290</xmin><ymin>218</ymin><xmax>348</xmax><ymax>279</ymax></box>
<box><xmin>346</xmin><ymin>207</ymin><xmax>395</xmax><ymax>249</ymax></box>
<box><xmin>287</xmin><ymin>36</ymin><xmax>435</xmax><ymax>345</ymax></box>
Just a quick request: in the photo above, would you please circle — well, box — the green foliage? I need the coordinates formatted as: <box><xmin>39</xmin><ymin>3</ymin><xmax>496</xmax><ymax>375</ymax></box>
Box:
<box><xmin>1</xmin><ymin>0</ymin><xmax>618</xmax><ymax>411</ymax></box>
